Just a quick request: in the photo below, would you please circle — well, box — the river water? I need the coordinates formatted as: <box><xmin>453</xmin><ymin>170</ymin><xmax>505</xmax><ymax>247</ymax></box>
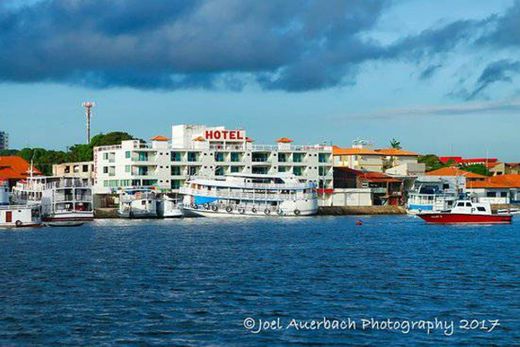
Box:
<box><xmin>0</xmin><ymin>216</ymin><xmax>518</xmax><ymax>345</ymax></box>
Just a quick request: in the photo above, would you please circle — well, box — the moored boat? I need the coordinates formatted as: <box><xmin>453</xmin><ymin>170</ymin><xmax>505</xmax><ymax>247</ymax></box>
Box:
<box><xmin>12</xmin><ymin>176</ymin><xmax>94</xmax><ymax>227</ymax></box>
<box><xmin>418</xmin><ymin>200</ymin><xmax>512</xmax><ymax>224</ymax></box>
<box><xmin>118</xmin><ymin>188</ymin><xmax>158</xmax><ymax>218</ymax></box>
<box><xmin>157</xmin><ymin>194</ymin><xmax>183</xmax><ymax>218</ymax></box>
<box><xmin>180</xmin><ymin>173</ymin><xmax>318</xmax><ymax>217</ymax></box>
<box><xmin>0</xmin><ymin>180</ymin><xmax>42</xmax><ymax>228</ymax></box>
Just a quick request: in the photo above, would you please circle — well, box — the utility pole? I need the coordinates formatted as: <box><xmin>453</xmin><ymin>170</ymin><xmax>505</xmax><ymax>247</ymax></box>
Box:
<box><xmin>82</xmin><ymin>102</ymin><xmax>95</xmax><ymax>144</ymax></box>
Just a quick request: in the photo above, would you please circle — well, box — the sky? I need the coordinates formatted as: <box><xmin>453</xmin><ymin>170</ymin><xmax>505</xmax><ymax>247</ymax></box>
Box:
<box><xmin>0</xmin><ymin>0</ymin><xmax>519</xmax><ymax>160</ymax></box>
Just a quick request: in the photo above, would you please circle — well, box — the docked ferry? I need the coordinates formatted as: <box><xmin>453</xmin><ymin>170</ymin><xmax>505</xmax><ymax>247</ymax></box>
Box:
<box><xmin>0</xmin><ymin>180</ymin><xmax>41</xmax><ymax>228</ymax></box>
<box><xmin>179</xmin><ymin>173</ymin><xmax>318</xmax><ymax>217</ymax></box>
<box><xmin>406</xmin><ymin>176</ymin><xmax>463</xmax><ymax>214</ymax></box>
<box><xmin>12</xmin><ymin>176</ymin><xmax>94</xmax><ymax>226</ymax></box>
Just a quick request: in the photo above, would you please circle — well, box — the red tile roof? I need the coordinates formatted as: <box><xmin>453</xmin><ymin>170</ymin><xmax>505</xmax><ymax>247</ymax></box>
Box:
<box><xmin>150</xmin><ymin>135</ymin><xmax>169</xmax><ymax>141</ymax></box>
<box><xmin>467</xmin><ymin>174</ymin><xmax>520</xmax><ymax>188</ymax></box>
<box><xmin>374</xmin><ymin>148</ymin><xmax>419</xmax><ymax>156</ymax></box>
<box><xmin>426</xmin><ymin>167</ymin><xmax>487</xmax><ymax>179</ymax></box>
<box><xmin>276</xmin><ymin>137</ymin><xmax>293</xmax><ymax>143</ymax></box>
<box><xmin>332</xmin><ymin>146</ymin><xmax>380</xmax><ymax>156</ymax></box>
<box><xmin>0</xmin><ymin>156</ymin><xmax>41</xmax><ymax>180</ymax></box>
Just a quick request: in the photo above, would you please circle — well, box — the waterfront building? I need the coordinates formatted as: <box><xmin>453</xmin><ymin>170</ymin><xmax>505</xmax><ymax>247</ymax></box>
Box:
<box><xmin>93</xmin><ymin>124</ymin><xmax>334</xmax><ymax>204</ymax></box>
<box><xmin>333</xmin><ymin>167</ymin><xmax>403</xmax><ymax>206</ymax></box>
<box><xmin>0</xmin><ymin>156</ymin><xmax>40</xmax><ymax>187</ymax></box>
<box><xmin>53</xmin><ymin>161</ymin><xmax>94</xmax><ymax>181</ymax></box>
<box><xmin>0</xmin><ymin>131</ymin><xmax>8</xmax><ymax>150</ymax></box>
<box><xmin>466</xmin><ymin>174</ymin><xmax>520</xmax><ymax>204</ymax></box>
<box><xmin>425</xmin><ymin>167</ymin><xmax>487</xmax><ymax>183</ymax></box>
<box><xmin>333</xmin><ymin>140</ymin><xmax>420</xmax><ymax>173</ymax></box>
<box><xmin>489</xmin><ymin>162</ymin><xmax>520</xmax><ymax>176</ymax></box>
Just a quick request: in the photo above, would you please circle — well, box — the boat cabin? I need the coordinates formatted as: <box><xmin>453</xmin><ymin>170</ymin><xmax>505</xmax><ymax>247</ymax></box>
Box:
<box><xmin>448</xmin><ymin>200</ymin><xmax>492</xmax><ymax>215</ymax></box>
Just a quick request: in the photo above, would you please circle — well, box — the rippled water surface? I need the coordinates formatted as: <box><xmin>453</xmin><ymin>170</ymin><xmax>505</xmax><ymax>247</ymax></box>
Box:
<box><xmin>0</xmin><ymin>216</ymin><xmax>519</xmax><ymax>345</ymax></box>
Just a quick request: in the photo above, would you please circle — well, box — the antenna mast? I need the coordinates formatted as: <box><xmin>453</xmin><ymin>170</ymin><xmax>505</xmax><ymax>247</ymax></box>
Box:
<box><xmin>82</xmin><ymin>101</ymin><xmax>95</xmax><ymax>144</ymax></box>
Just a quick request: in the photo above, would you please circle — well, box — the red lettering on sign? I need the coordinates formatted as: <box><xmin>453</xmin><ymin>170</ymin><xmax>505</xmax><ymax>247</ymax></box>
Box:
<box><xmin>229</xmin><ymin>131</ymin><xmax>236</xmax><ymax>140</ymax></box>
<box><xmin>205</xmin><ymin>130</ymin><xmax>213</xmax><ymax>140</ymax></box>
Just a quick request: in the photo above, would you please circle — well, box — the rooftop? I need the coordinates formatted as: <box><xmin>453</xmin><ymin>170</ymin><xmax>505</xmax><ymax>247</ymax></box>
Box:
<box><xmin>466</xmin><ymin>174</ymin><xmax>520</xmax><ymax>189</ymax></box>
<box><xmin>426</xmin><ymin>166</ymin><xmax>487</xmax><ymax>179</ymax></box>
<box><xmin>0</xmin><ymin>156</ymin><xmax>41</xmax><ymax>180</ymax></box>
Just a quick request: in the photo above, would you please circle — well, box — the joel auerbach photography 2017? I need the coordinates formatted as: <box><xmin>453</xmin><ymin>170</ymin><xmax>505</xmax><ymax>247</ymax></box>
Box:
<box><xmin>0</xmin><ymin>0</ymin><xmax>519</xmax><ymax>346</ymax></box>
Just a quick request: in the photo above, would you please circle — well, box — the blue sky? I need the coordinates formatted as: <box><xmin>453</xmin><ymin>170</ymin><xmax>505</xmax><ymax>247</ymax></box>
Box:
<box><xmin>1</xmin><ymin>0</ymin><xmax>519</xmax><ymax>160</ymax></box>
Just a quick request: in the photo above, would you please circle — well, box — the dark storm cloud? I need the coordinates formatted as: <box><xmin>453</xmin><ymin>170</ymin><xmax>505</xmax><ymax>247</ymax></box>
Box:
<box><xmin>466</xmin><ymin>60</ymin><xmax>520</xmax><ymax>100</ymax></box>
<box><xmin>0</xmin><ymin>0</ymin><xmax>519</xmax><ymax>92</ymax></box>
<box><xmin>419</xmin><ymin>64</ymin><xmax>442</xmax><ymax>80</ymax></box>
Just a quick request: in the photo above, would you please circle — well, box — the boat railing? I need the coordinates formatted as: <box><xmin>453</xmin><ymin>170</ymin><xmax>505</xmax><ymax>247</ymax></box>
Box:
<box><xmin>0</xmin><ymin>204</ymin><xmax>39</xmax><ymax>210</ymax></box>
<box><xmin>180</xmin><ymin>187</ymin><xmax>316</xmax><ymax>201</ymax></box>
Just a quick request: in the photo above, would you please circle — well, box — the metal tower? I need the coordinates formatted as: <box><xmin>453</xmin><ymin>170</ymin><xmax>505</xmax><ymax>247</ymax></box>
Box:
<box><xmin>82</xmin><ymin>102</ymin><xmax>95</xmax><ymax>144</ymax></box>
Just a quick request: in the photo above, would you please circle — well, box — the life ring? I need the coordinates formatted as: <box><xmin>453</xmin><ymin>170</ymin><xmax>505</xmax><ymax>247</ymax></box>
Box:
<box><xmin>225</xmin><ymin>206</ymin><xmax>233</xmax><ymax>213</ymax></box>
<box><xmin>277</xmin><ymin>209</ymin><xmax>284</xmax><ymax>216</ymax></box>
<box><xmin>203</xmin><ymin>203</ymin><xmax>210</xmax><ymax>210</ymax></box>
<box><xmin>251</xmin><ymin>207</ymin><xmax>257</xmax><ymax>213</ymax></box>
<box><xmin>264</xmin><ymin>208</ymin><xmax>271</xmax><ymax>215</ymax></box>
<box><xmin>212</xmin><ymin>205</ymin><xmax>219</xmax><ymax>212</ymax></box>
<box><xmin>15</xmin><ymin>220</ymin><xmax>23</xmax><ymax>227</ymax></box>
<box><xmin>239</xmin><ymin>208</ymin><xmax>246</xmax><ymax>214</ymax></box>
<box><xmin>294</xmin><ymin>209</ymin><xmax>301</xmax><ymax>216</ymax></box>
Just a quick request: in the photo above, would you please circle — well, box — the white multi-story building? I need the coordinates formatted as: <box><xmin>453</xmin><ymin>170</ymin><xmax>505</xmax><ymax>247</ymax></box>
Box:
<box><xmin>93</xmin><ymin>124</ymin><xmax>334</xmax><ymax>204</ymax></box>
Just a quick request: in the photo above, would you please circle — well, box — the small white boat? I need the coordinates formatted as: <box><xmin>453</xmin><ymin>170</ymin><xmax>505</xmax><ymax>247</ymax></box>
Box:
<box><xmin>118</xmin><ymin>188</ymin><xmax>158</xmax><ymax>218</ymax></box>
<box><xmin>157</xmin><ymin>195</ymin><xmax>183</xmax><ymax>218</ymax></box>
<box><xmin>0</xmin><ymin>180</ymin><xmax>42</xmax><ymax>228</ymax></box>
<box><xmin>180</xmin><ymin>173</ymin><xmax>318</xmax><ymax>217</ymax></box>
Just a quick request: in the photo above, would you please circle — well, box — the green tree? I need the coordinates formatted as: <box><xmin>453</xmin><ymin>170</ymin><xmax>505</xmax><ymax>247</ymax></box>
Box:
<box><xmin>418</xmin><ymin>154</ymin><xmax>447</xmax><ymax>171</ymax></box>
<box><xmin>462</xmin><ymin>164</ymin><xmax>490</xmax><ymax>176</ymax></box>
<box><xmin>390</xmin><ymin>138</ymin><xmax>401</xmax><ymax>149</ymax></box>
<box><xmin>0</xmin><ymin>131</ymin><xmax>136</xmax><ymax>175</ymax></box>
<box><xmin>90</xmin><ymin>132</ymin><xmax>134</xmax><ymax>147</ymax></box>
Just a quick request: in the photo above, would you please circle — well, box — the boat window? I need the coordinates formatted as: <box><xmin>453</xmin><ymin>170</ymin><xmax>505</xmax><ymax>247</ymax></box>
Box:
<box><xmin>477</xmin><ymin>207</ymin><xmax>486</xmax><ymax>212</ymax></box>
<box><xmin>457</xmin><ymin>202</ymin><xmax>465</xmax><ymax>207</ymax></box>
<box><xmin>465</xmin><ymin>202</ymin><xmax>472</xmax><ymax>207</ymax></box>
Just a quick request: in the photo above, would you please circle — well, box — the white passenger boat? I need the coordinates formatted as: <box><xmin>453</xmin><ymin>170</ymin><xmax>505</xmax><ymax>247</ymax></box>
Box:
<box><xmin>180</xmin><ymin>173</ymin><xmax>318</xmax><ymax>217</ymax></box>
<box><xmin>406</xmin><ymin>176</ymin><xmax>462</xmax><ymax>214</ymax></box>
<box><xmin>12</xmin><ymin>176</ymin><xmax>93</xmax><ymax>226</ymax></box>
<box><xmin>0</xmin><ymin>180</ymin><xmax>42</xmax><ymax>228</ymax></box>
<box><xmin>157</xmin><ymin>194</ymin><xmax>183</xmax><ymax>218</ymax></box>
<box><xmin>118</xmin><ymin>188</ymin><xmax>158</xmax><ymax>218</ymax></box>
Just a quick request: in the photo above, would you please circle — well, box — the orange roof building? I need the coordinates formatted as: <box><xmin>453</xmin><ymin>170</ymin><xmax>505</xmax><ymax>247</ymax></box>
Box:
<box><xmin>0</xmin><ymin>156</ymin><xmax>41</xmax><ymax>184</ymax></box>
<box><xmin>466</xmin><ymin>174</ymin><xmax>520</xmax><ymax>189</ymax></box>
<box><xmin>426</xmin><ymin>167</ymin><xmax>487</xmax><ymax>180</ymax></box>
<box><xmin>374</xmin><ymin>148</ymin><xmax>419</xmax><ymax>156</ymax></box>
<box><xmin>276</xmin><ymin>137</ymin><xmax>294</xmax><ymax>143</ymax></box>
<box><xmin>150</xmin><ymin>135</ymin><xmax>169</xmax><ymax>141</ymax></box>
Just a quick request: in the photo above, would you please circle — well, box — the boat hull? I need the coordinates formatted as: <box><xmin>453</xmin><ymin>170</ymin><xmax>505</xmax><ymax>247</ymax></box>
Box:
<box><xmin>182</xmin><ymin>206</ymin><xmax>317</xmax><ymax>218</ymax></box>
<box><xmin>418</xmin><ymin>213</ymin><xmax>512</xmax><ymax>224</ymax></box>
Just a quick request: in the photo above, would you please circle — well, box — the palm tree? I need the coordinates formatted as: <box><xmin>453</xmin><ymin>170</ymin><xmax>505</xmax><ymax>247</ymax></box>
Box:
<box><xmin>390</xmin><ymin>138</ymin><xmax>401</xmax><ymax>149</ymax></box>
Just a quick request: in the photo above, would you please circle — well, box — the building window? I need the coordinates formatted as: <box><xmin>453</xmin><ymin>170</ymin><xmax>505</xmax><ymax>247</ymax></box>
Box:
<box><xmin>293</xmin><ymin>153</ymin><xmax>303</xmax><ymax>163</ymax></box>
<box><xmin>215</xmin><ymin>167</ymin><xmax>225</xmax><ymax>176</ymax></box>
<box><xmin>500</xmin><ymin>191</ymin><xmax>508</xmax><ymax>197</ymax></box>
<box><xmin>486</xmin><ymin>192</ymin><xmax>497</xmax><ymax>197</ymax></box>
<box><xmin>125</xmin><ymin>165</ymin><xmax>131</xmax><ymax>173</ymax></box>
<box><xmin>171</xmin><ymin>166</ymin><xmax>181</xmax><ymax>175</ymax></box>
<box><xmin>187</xmin><ymin>152</ymin><xmax>199</xmax><ymax>162</ymax></box>
<box><xmin>230</xmin><ymin>152</ymin><xmax>241</xmax><ymax>162</ymax></box>
<box><xmin>318</xmin><ymin>153</ymin><xmax>329</xmax><ymax>163</ymax></box>
<box><xmin>215</xmin><ymin>152</ymin><xmax>225</xmax><ymax>162</ymax></box>
<box><xmin>82</xmin><ymin>165</ymin><xmax>89</xmax><ymax>172</ymax></box>
<box><xmin>103</xmin><ymin>153</ymin><xmax>108</xmax><ymax>160</ymax></box>
<box><xmin>125</xmin><ymin>151</ymin><xmax>131</xmax><ymax>159</ymax></box>
<box><xmin>171</xmin><ymin>152</ymin><xmax>182</xmax><ymax>161</ymax></box>
<box><xmin>230</xmin><ymin>166</ymin><xmax>240</xmax><ymax>173</ymax></box>
<box><xmin>103</xmin><ymin>167</ymin><xmax>108</xmax><ymax>174</ymax></box>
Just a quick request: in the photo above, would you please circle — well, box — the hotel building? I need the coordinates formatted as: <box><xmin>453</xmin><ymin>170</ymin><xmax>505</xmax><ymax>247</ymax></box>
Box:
<box><xmin>93</xmin><ymin>124</ymin><xmax>334</xmax><ymax>203</ymax></box>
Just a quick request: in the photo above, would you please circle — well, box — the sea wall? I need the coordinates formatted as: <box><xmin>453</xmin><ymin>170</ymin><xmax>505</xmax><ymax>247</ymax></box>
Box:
<box><xmin>318</xmin><ymin>205</ymin><xmax>406</xmax><ymax>215</ymax></box>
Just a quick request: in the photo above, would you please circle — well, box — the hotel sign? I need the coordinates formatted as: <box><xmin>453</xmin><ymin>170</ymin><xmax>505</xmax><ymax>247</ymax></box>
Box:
<box><xmin>204</xmin><ymin>130</ymin><xmax>245</xmax><ymax>141</ymax></box>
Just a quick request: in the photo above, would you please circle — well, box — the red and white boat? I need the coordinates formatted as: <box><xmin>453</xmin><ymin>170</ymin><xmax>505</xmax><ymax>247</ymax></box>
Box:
<box><xmin>418</xmin><ymin>200</ymin><xmax>512</xmax><ymax>224</ymax></box>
